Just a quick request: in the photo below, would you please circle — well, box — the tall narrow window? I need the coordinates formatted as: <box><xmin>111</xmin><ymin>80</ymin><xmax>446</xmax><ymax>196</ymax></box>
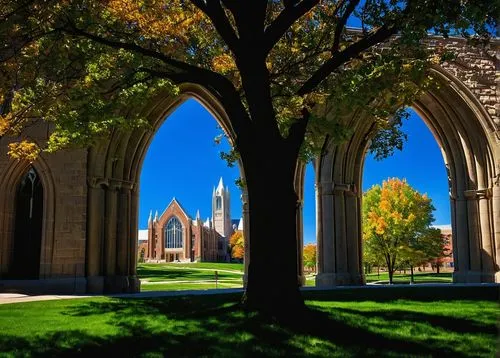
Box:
<box><xmin>216</xmin><ymin>196</ymin><xmax>222</xmax><ymax>210</ymax></box>
<box><xmin>165</xmin><ymin>217</ymin><xmax>183</xmax><ymax>249</ymax></box>
<box><xmin>11</xmin><ymin>167</ymin><xmax>43</xmax><ymax>279</ymax></box>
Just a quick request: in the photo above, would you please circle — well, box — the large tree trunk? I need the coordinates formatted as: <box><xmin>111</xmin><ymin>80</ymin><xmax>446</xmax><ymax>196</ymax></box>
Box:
<box><xmin>241</xmin><ymin>146</ymin><xmax>304</xmax><ymax>317</ymax></box>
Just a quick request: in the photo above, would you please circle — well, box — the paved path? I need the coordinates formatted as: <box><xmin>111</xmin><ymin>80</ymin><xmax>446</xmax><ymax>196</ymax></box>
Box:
<box><xmin>0</xmin><ymin>288</ymin><xmax>245</xmax><ymax>305</ymax></box>
<box><xmin>1</xmin><ymin>282</ymin><xmax>497</xmax><ymax>305</ymax></box>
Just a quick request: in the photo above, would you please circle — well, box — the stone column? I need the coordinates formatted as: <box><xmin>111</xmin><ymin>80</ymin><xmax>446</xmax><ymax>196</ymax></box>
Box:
<box><xmin>465</xmin><ymin>188</ymin><xmax>496</xmax><ymax>282</ymax></box>
<box><xmin>86</xmin><ymin>177</ymin><xmax>106</xmax><ymax>293</ymax></box>
<box><xmin>315</xmin><ymin>182</ymin><xmax>323</xmax><ymax>276</ymax></box>
<box><xmin>316</xmin><ymin>181</ymin><xmax>336</xmax><ymax>287</ymax></box>
<box><xmin>345</xmin><ymin>188</ymin><xmax>364</xmax><ymax>284</ymax></box>
<box><xmin>453</xmin><ymin>194</ymin><xmax>470</xmax><ymax>283</ymax></box>
<box><xmin>333</xmin><ymin>183</ymin><xmax>350</xmax><ymax>284</ymax></box>
<box><xmin>316</xmin><ymin>181</ymin><xmax>361</xmax><ymax>287</ymax></box>
<box><xmin>103</xmin><ymin>181</ymin><xmax>119</xmax><ymax>292</ymax></box>
<box><xmin>492</xmin><ymin>179</ymin><xmax>500</xmax><ymax>283</ymax></box>
<box><xmin>128</xmin><ymin>186</ymin><xmax>140</xmax><ymax>292</ymax></box>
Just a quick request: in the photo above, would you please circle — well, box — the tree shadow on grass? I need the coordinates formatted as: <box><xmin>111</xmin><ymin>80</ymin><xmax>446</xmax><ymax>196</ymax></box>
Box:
<box><xmin>1</xmin><ymin>294</ymin><xmax>494</xmax><ymax>357</ymax></box>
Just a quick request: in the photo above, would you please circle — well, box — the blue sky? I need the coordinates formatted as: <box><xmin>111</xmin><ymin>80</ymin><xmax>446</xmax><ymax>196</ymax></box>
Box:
<box><xmin>139</xmin><ymin>99</ymin><xmax>450</xmax><ymax>244</ymax></box>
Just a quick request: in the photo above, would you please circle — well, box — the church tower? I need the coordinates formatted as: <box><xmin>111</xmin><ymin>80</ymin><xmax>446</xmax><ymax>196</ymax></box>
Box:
<box><xmin>212</xmin><ymin>177</ymin><xmax>231</xmax><ymax>238</ymax></box>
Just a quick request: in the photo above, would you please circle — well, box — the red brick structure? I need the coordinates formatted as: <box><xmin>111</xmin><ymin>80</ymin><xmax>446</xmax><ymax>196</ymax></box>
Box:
<box><xmin>146</xmin><ymin>178</ymin><xmax>238</xmax><ymax>263</ymax></box>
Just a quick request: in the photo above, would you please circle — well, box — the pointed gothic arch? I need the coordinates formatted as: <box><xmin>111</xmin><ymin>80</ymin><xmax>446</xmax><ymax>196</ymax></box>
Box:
<box><xmin>85</xmin><ymin>83</ymin><xmax>248</xmax><ymax>293</ymax></box>
<box><xmin>314</xmin><ymin>66</ymin><xmax>499</xmax><ymax>286</ymax></box>
<box><xmin>0</xmin><ymin>157</ymin><xmax>56</xmax><ymax>281</ymax></box>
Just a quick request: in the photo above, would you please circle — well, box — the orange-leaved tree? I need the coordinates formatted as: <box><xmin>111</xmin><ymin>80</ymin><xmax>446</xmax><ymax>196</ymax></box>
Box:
<box><xmin>229</xmin><ymin>231</ymin><xmax>244</xmax><ymax>260</ymax></box>
<box><xmin>362</xmin><ymin>178</ymin><xmax>437</xmax><ymax>284</ymax></box>
<box><xmin>303</xmin><ymin>244</ymin><xmax>316</xmax><ymax>272</ymax></box>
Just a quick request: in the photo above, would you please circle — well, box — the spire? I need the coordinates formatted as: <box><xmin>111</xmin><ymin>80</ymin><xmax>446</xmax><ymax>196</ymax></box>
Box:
<box><xmin>148</xmin><ymin>210</ymin><xmax>153</xmax><ymax>224</ymax></box>
<box><xmin>216</xmin><ymin>177</ymin><xmax>224</xmax><ymax>194</ymax></box>
<box><xmin>212</xmin><ymin>186</ymin><xmax>216</xmax><ymax>197</ymax></box>
<box><xmin>154</xmin><ymin>210</ymin><xmax>159</xmax><ymax>222</ymax></box>
<box><xmin>196</xmin><ymin>209</ymin><xmax>200</xmax><ymax>220</ymax></box>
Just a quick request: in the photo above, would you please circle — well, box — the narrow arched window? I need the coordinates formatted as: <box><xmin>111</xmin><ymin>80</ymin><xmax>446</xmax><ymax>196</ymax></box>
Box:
<box><xmin>11</xmin><ymin>166</ymin><xmax>43</xmax><ymax>279</ymax></box>
<box><xmin>165</xmin><ymin>217</ymin><xmax>183</xmax><ymax>249</ymax></box>
<box><xmin>216</xmin><ymin>196</ymin><xmax>222</xmax><ymax>210</ymax></box>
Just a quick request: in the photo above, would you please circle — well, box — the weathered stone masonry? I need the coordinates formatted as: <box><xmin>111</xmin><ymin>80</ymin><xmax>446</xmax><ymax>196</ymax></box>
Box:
<box><xmin>0</xmin><ymin>38</ymin><xmax>498</xmax><ymax>294</ymax></box>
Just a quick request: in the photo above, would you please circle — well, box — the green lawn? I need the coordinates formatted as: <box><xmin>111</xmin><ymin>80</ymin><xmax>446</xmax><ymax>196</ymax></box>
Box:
<box><xmin>138</xmin><ymin>262</ymin><xmax>244</xmax><ymax>291</ymax></box>
<box><xmin>138</xmin><ymin>264</ymin><xmax>454</xmax><ymax>292</ymax></box>
<box><xmin>365</xmin><ymin>271</ymin><xmax>453</xmax><ymax>284</ymax></box>
<box><xmin>0</xmin><ymin>291</ymin><xmax>497</xmax><ymax>357</ymax></box>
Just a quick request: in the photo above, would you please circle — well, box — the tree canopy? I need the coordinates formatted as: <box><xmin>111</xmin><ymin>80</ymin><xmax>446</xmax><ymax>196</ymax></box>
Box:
<box><xmin>229</xmin><ymin>231</ymin><xmax>244</xmax><ymax>260</ymax></box>
<box><xmin>1</xmin><ymin>1</ymin><xmax>496</xmax><ymax>159</ymax></box>
<box><xmin>362</xmin><ymin>177</ymin><xmax>441</xmax><ymax>284</ymax></box>
<box><xmin>303</xmin><ymin>243</ymin><xmax>317</xmax><ymax>271</ymax></box>
<box><xmin>0</xmin><ymin>0</ymin><xmax>496</xmax><ymax>316</ymax></box>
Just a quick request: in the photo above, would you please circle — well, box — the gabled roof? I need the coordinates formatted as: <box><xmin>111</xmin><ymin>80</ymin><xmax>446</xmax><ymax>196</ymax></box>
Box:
<box><xmin>159</xmin><ymin>197</ymin><xmax>192</xmax><ymax>221</ymax></box>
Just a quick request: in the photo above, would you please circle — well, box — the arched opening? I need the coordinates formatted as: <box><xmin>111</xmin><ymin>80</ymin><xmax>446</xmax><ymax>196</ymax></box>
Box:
<box><xmin>9</xmin><ymin>167</ymin><xmax>44</xmax><ymax>279</ymax></box>
<box><xmin>137</xmin><ymin>97</ymin><xmax>244</xmax><ymax>290</ymax></box>
<box><xmin>302</xmin><ymin>162</ymin><xmax>317</xmax><ymax>286</ymax></box>
<box><xmin>361</xmin><ymin>108</ymin><xmax>454</xmax><ymax>284</ymax></box>
<box><xmin>315</xmin><ymin>67</ymin><xmax>498</xmax><ymax>287</ymax></box>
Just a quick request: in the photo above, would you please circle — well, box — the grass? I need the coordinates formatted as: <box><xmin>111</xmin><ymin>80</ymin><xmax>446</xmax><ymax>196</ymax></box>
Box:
<box><xmin>138</xmin><ymin>264</ymin><xmax>455</xmax><ymax>292</ymax></box>
<box><xmin>138</xmin><ymin>262</ymin><xmax>244</xmax><ymax>290</ymax></box>
<box><xmin>0</xmin><ymin>290</ymin><xmax>497</xmax><ymax>357</ymax></box>
<box><xmin>365</xmin><ymin>272</ymin><xmax>453</xmax><ymax>284</ymax></box>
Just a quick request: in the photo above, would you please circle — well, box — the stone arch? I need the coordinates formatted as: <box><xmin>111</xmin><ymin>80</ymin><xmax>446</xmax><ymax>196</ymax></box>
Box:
<box><xmin>85</xmin><ymin>83</ymin><xmax>247</xmax><ymax>293</ymax></box>
<box><xmin>0</xmin><ymin>156</ymin><xmax>56</xmax><ymax>280</ymax></box>
<box><xmin>316</xmin><ymin>66</ymin><xmax>499</xmax><ymax>286</ymax></box>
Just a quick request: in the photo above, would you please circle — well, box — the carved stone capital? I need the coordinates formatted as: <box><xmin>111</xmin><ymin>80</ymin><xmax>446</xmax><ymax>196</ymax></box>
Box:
<box><xmin>87</xmin><ymin>177</ymin><xmax>108</xmax><ymax>189</ymax></box>
<box><xmin>463</xmin><ymin>188</ymin><xmax>492</xmax><ymax>200</ymax></box>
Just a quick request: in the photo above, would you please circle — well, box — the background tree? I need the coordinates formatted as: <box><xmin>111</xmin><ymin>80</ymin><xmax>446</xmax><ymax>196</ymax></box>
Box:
<box><xmin>362</xmin><ymin>178</ymin><xmax>438</xmax><ymax>284</ymax></box>
<box><xmin>0</xmin><ymin>1</ymin><xmax>496</xmax><ymax>316</ymax></box>
<box><xmin>303</xmin><ymin>244</ymin><xmax>317</xmax><ymax>272</ymax></box>
<box><xmin>399</xmin><ymin>227</ymin><xmax>445</xmax><ymax>283</ymax></box>
<box><xmin>229</xmin><ymin>231</ymin><xmax>244</xmax><ymax>261</ymax></box>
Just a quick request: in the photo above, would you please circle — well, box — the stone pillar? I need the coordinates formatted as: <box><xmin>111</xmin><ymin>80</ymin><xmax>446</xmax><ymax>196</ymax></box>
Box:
<box><xmin>465</xmin><ymin>188</ymin><xmax>496</xmax><ymax>282</ymax></box>
<box><xmin>345</xmin><ymin>188</ymin><xmax>364</xmax><ymax>284</ymax></box>
<box><xmin>316</xmin><ymin>181</ymin><xmax>336</xmax><ymax>286</ymax></box>
<box><xmin>453</xmin><ymin>194</ymin><xmax>470</xmax><ymax>283</ymax></box>
<box><xmin>492</xmin><ymin>180</ymin><xmax>500</xmax><ymax>283</ymax></box>
<box><xmin>86</xmin><ymin>178</ymin><xmax>106</xmax><ymax>293</ymax></box>
<box><xmin>333</xmin><ymin>183</ymin><xmax>349</xmax><ymax>284</ymax></box>
<box><xmin>242</xmin><ymin>191</ymin><xmax>250</xmax><ymax>287</ymax></box>
<box><xmin>316</xmin><ymin>181</ymin><xmax>361</xmax><ymax>287</ymax></box>
<box><xmin>315</xmin><ymin>182</ymin><xmax>323</xmax><ymax>276</ymax></box>
<box><xmin>128</xmin><ymin>186</ymin><xmax>140</xmax><ymax>292</ymax></box>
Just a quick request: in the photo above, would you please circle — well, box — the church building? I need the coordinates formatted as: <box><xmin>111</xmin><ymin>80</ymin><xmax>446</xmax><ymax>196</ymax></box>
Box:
<box><xmin>146</xmin><ymin>178</ymin><xmax>240</xmax><ymax>263</ymax></box>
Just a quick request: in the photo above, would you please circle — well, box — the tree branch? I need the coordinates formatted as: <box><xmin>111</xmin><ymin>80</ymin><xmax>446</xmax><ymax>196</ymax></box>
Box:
<box><xmin>297</xmin><ymin>24</ymin><xmax>397</xmax><ymax>96</ymax></box>
<box><xmin>263</xmin><ymin>0</ymin><xmax>320</xmax><ymax>54</ymax></box>
<box><xmin>189</xmin><ymin>0</ymin><xmax>240</xmax><ymax>55</ymax></box>
<box><xmin>331</xmin><ymin>0</ymin><xmax>360</xmax><ymax>54</ymax></box>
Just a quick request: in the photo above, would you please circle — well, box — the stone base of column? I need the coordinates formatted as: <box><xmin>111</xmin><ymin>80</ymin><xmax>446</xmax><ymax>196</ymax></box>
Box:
<box><xmin>453</xmin><ymin>271</ymin><xmax>496</xmax><ymax>283</ymax></box>
<box><xmin>495</xmin><ymin>271</ymin><xmax>500</xmax><ymax>283</ymax></box>
<box><xmin>316</xmin><ymin>272</ymin><xmax>362</xmax><ymax>287</ymax></box>
<box><xmin>86</xmin><ymin>276</ymin><xmax>105</xmax><ymax>293</ymax></box>
<box><xmin>104</xmin><ymin>275</ymin><xmax>136</xmax><ymax>293</ymax></box>
<box><xmin>0</xmin><ymin>277</ymin><xmax>87</xmax><ymax>295</ymax></box>
<box><xmin>127</xmin><ymin>275</ymin><xmax>141</xmax><ymax>293</ymax></box>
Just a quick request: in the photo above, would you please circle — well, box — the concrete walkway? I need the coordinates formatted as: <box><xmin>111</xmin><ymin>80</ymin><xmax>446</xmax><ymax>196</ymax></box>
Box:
<box><xmin>0</xmin><ymin>288</ymin><xmax>246</xmax><ymax>305</ymax></box>
<box><xmin>1</xmin><ymin>282</ymin><xmax>498</xmax><ymax>305</ymax></box>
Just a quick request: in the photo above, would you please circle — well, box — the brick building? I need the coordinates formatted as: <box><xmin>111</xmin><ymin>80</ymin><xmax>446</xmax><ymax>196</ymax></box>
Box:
<box><xmin>145</xmin><ymin>178</ymin><xmax>241</xmax><ymax>263</ymax></box>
